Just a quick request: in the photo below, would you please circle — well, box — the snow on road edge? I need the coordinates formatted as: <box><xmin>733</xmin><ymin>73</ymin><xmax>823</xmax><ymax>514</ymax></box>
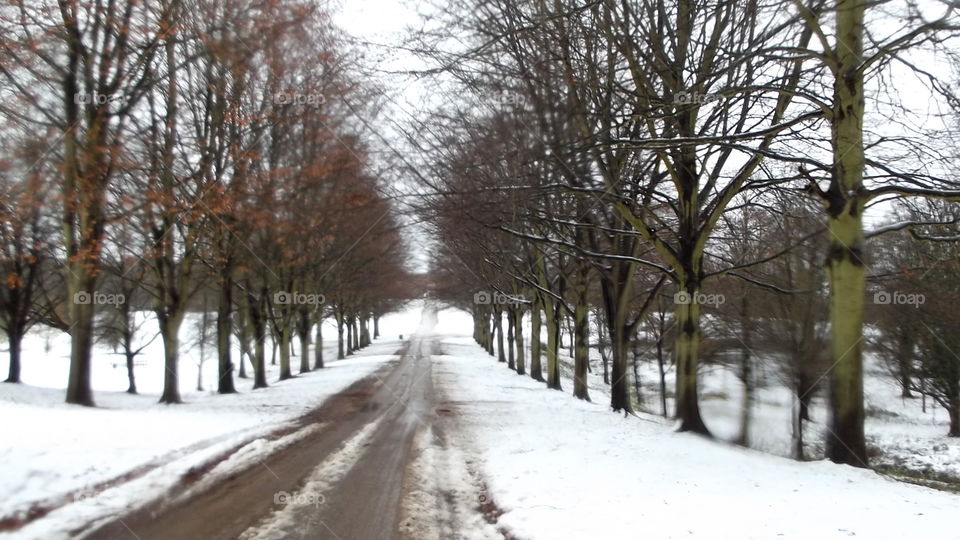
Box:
<box><xmin>399</xmin><ymin>427</ymin><xmax>502</xmax><ymax>540</ymax></box>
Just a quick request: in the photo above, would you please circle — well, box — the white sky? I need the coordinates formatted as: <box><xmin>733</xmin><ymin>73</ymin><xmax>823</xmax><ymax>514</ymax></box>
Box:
<box><xmin>334</xmin><ymin>0</ymin><xmax>419</xmax><ymax>38</ymax></box>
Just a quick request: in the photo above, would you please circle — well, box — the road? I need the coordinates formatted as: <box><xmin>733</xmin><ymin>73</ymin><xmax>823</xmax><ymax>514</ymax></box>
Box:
<box><xmin>82</xmin><ymin>307</ymin><xmax>450</xmax><ymax>540</ymax></box>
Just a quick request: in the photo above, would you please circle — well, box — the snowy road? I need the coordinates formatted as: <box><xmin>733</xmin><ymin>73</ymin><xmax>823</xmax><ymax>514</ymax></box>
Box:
<box><xmin>81</xmin><ymin>307</ymin><xmax>459</xmax><ymax>540</ymax></box>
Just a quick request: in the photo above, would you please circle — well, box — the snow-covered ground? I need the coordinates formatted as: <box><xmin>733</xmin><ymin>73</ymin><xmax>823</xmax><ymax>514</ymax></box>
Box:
<box><xmin>4</xmin><ymin>302</ymin><xmax>958</xmax><ymax>539</ymax></box>
<box><xmin>693</xmin><ymin>359</ymin><xmax>960</xmax><ymax>479</ymax></box>
<box><xmin>580</xmin><ymin>342</ymin><xmax>960</xmax><ymax>479</ymax></box>
<box><xmin>0</xmin><ymin>302</ymin><xmax>423</xmax><ymax>538</ymax></box>
<box><xmin>448</xmin><ymin>304</ymin><xmax>960</xmax><ymax>482</ymax></box>
<box><xmin>430</xmin><ymin>308</ymin><xmax>960</xmax><ymax>539</ymax></box>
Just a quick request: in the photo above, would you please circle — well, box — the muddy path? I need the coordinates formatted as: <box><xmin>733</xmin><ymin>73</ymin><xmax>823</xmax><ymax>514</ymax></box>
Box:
<box><xmin>82</xmin><ymin>318</ymin><xmax>440</xmax><ymax>540</ymax></box>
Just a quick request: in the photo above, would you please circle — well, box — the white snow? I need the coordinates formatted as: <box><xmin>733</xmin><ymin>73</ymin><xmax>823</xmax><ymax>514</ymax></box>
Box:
<box><xmin>430</xmin><ymin>307</ymin><xmax>960</xmax><ymax>540</ymax></box>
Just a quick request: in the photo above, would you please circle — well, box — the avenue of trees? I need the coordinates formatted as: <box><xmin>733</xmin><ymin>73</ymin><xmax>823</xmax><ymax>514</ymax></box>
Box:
<box><xmin>417</xmin><ymin>0</ymin><xmax>960</xmax><ymax>466</ymax></box>
<box><xmin>3</xmin><ymin>0</ymin><xmax>960</xmax><ymax>471</ymax></box>
<box><xmin>0</xmin><ymin>0</ymin><xmax>412</xmax><ymax>404</ymax></box>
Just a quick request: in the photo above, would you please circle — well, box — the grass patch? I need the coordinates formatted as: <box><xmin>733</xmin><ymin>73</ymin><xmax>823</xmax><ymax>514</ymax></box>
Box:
<box><xmin>874</xmin><ymin>464</ymin><xmax>960</xmax><ymax>495</ymax></box>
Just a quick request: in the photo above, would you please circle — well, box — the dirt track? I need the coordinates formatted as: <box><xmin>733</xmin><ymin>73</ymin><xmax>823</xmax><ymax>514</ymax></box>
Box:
<box><xmin>81</xmin><ymin>310</ymin><xmax>441</xmax><ymax>540</ymax></box>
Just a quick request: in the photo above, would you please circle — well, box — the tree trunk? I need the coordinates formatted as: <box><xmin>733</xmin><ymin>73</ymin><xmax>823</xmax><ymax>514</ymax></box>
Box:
<box><xmin>949</xmin><ymin>402</ymin><xmax>960</xmax><ymax>437</ymax></box>
<box><xmin>66</xmin><ymin>294</ymin><xmax>96</xmax><ymax>406</ymax></box>
<box><xmin>217</xmin><ymin>277</ymin><xmax>236</xmax><ymax>394</ymax></box>
<box><xmin>514</xmin><ymin>307</ymin><xmax>525</xmax><ymax>375</ymax></box>
<box><xmin>738</xmin><ymin>298</ymin><xmax>753</xmax><ymax>446</ymax></box>
<box><xmin>507</xmin><ymin>308</ymin><xmax>515</xmax><ymax>370</ymax></box>
<box><xmin>279</xmin><ymin>325</ymin><xmax>293</xmax><ymax>380</ymax></box>
<box><xmin>609</xmin><ymin>321</ymin><xmax>630</xmax><ymax>412</ymax></box>
<box><xmin>364</xmin><ymin>315</ymin><xmax>371</xmax><ymax>346</ymax></box>
<box><xmin>631</xmin><ymin>334</ymin><xmax>641</xmax><ymax>408</ymax></box>
<box><xmin>600</xmin><ymin>260</ymin><xmax>634</xmax><ymax>413</ymax></box>
<box><xmin>495</xmin><ymin>307</ymin><xmax>506</xmax><ymax>363</ymax></box>
<box><xmin>197</xmin><ymin>329</ymin><xmax>204</xmax><ymax>393</ymax></box>
<box><xmin>798</xmin><ymin>369</ymin><xmax>815</xmax><ymax>422</ymax></box>
<box><xmin>738</xmin><ymin>346</ymin><xmax>753</xmax><ymax>447</ymax></box>
<box><xmin>573</xmin><ymin>285</ymin><xmax>590</xmax><ymax>401</ymax></box>
<box><xmin>159</xmin><ymin>315</ymin><xmax>183</xmax><ymax>404</ymax></box>
<box><xmin>485</xmin><ymin>309</ymin><xmax>493</xmax><ymax>353</ymax></box>
<box><xmin>350</xmin><ymin>317</ymin><xmax>360</xmax><ymax>352</ymax></box>
<box><xmin>358</xmin><ymin>315</ymin><xmax>365</xmax><ymax>348</ymax></box>
<box><xmin>657</xmin><ymin>334</ymin><xmax>667</xmax><ymax>417</ymax></box>
<box><xmin>238</xmin><ymin>311</ymin><xmax>249</xmax><ymax>379</ymax></box>
<box><xmin>346</xmin><ymin>317</ymin><xmax>353</xmax><ymax>355</ymax></box>
<box><xmin>198</xmin><ymin>307</ymin><xmax>208</xmax><ymax>392</ymax></box>
<box><xmin>336</xmin><ymin>313</ymin><xmax>345</xmax><ymax>359</ymax></box>
<box><xmin>121</xmin><ymin>318</ymin><xmax>137</xmax><ymax>393</ymax></box>
<box><xmin>823</xmin><ymin>0</ymin><xmax>868</xmax><ymax>468</ymax></box>
<box><xmin>298</xmin><ymin>310</ymin><xmax>311</xmax><ymax>374</ymax></box>
<box><xmin>794</xmin><ymin>396</ymin><xmax>806</xmax><ymax>460</ymax></box>
<box><xmin>544</xmin><ymin>300</ymin><xmax>562</xmax><ymax>391</ymax></box>
<box><xmin>825</xmin><ymin>211</ymin><xmax>868</xmax><ymax>464</ymax></box>
<box><xmin>125</xmin><ymin>350</ymin><xmax>137</xmax><ymax>394</ymax></box>
<box><xmin>314</xmin><ymin>320</ymin><xmax>324</xmax><ymax>369</ymax></box>
<box><xmin>486</xmin><ymin>311</ymin><xmax>495</xmax><ymax>355</ymax></box>
<box><xmin>593</xmin><ymin>311</ymin><xmax>608</xmax><ymax>385</ymax></box>
<box><xmin>249</xmin><ymin>292</ymin><xmax>268</xmax><ymax>389</ymax></box>
<box><xmin>360</xmin><ymin>315</ymin><xmax>370</xmax><ymax>348</ymax></box>
<box><xmin>62</xmin><ymin>119</ymin><xmax>102</xmax><ymax>406</ymax></box>
<box><xmin>374</xmin><ymin>315</ymin><xmax>380</xmax><ymax>339</ymax></box>
<box><xmin>529</xmin><ymin>302</ymin><xmax>543</xmax><ymax>381</ymax></box>
<box><xmin>600</xmin><ymin>344</ymin><xmax>609</xmax><ymax>385</ymax></box>
<box><xmin>674</xmin><ymin>279</ymin><xmax>709</xmax><ymax>434</ymax></box>
<box><xmin>5</xmin><ymin>329</ymin><xmax>22</xmax><ymax>383</ymax></box>
<box><xmin>922</xmin><ymin>380</ymin><xmax>927</xmax><ymax>413</ymax></box>
<box><xmin>253</xmin><ymin>333</ymin><xmax>267</xmax><ymax>388</ymax></box>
